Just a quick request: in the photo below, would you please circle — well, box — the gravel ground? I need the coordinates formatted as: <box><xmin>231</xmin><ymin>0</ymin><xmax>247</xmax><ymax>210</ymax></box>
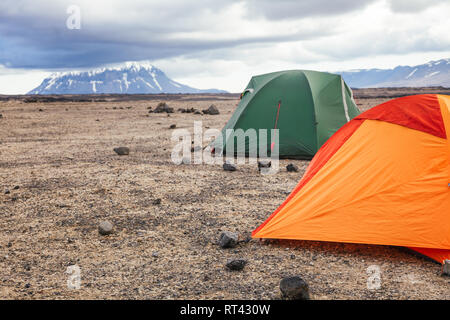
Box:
<box><xmin>0</xmin><ymin>89</ymin><xmax>449</xmax><ymax>299</ymax></box>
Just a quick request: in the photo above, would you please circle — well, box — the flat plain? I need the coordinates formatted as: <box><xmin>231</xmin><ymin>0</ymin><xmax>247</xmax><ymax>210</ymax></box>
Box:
<box><xmin>1</xmin><ymin>87</ymin><xmax>449</xmax><ymax>299</ymax></box>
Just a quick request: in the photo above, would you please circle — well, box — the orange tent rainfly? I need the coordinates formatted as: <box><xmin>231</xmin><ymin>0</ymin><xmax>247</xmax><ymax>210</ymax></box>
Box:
<box><xmin>252</xmin><ymin>94</ymin><xmax>450</xmax><ymax>264</ymax></box>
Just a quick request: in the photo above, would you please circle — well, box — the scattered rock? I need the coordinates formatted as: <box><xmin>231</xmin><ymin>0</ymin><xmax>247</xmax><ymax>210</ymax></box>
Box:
<box><xmin>152</xmin><ymin>198</ymin><xmax>161</xmax><ymax>205</ymax></box>
<box><xmin>113</xmin><ymin>147</ymin><xmax>130</xmax><ymax>156</ymax></box>
<box><xmin>443</xmin><ymin>260</ymin><xmax>450</xmax><ymax>276</ymax></box>
<box><xmin>13</xmin><ymin>186</ymin><xmax>19</xmax><ymax>190</ymax></box>
<box><xmin>98</xmin><ymin>221</ymin><xmax>114</xmax><ymax>235</ymax></box>
<box><xmin>226</xmin><ymin>259</ymin><xmax>247</xmax><ymax>271</ymax></box>
<box><xmin>5</xmin><ymin>190</ymin><xmax>10</xmax><ymax>194</ymax></box>
<box><xmin>280</xmin><ymin>276</ymin><xmax>310</xmax><ymax>300</ymax></box>
<box><xmin>286</xmin><ymin>163</ymin><xmax>299</xmax><ymax>172</ymax></box>
<box><xmin>169</xmin><ymin>124</ymin><xmax>176</xmax><ymax>129</ymax></box>
<box><xmin>153</xmin><ymin>102</ymin><xmax>174</xmax><ymax>113</ymax></box>
<box><xmin>202</xmin><ymin>104</ymin><xmax>220</xmax><ymax>115</ymax></box>
<box><xmin>218</xmin><ymin>231</ymin><xmax>239</xmax><ymax>248</ymax></box>
<box><xmin>194</xmin><ymin>111</ymin><xmax>202</xmax><ymax>115</ymax></box>
<box><xmin>258</xmin><ymin>160</ymin><xmax>271</xmax><ymax>172</ymax></box>
<box><xmin>223</xmin><ymin>161</ymin><xmax>237</xmax><ymax>172</ymax></box>
<box><xmin>178</xmin><ymin>107</ymin><xmax>198</xmax><ymax>113</ymax></box>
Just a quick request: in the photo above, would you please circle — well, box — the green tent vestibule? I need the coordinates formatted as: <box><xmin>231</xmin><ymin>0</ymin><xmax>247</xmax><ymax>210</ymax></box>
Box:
<box><xmin>211</xmin><ymin>70</ymin><xmax>361</xmax><ymax>159</ymax></box>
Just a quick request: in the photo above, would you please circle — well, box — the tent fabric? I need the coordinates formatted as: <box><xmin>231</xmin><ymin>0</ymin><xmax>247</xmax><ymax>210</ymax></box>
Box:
<box><xmin>210</xmin><ymin>70</ymin><xmax>361</xmax><ymax>159</ymax></box>
<box><xmin>356</xmin><ymin>94</ymin><xmax>446</xmax><ymax>139</ymax></box>
<box><xmin>253</xmin><ymin>94</ymin><xmax>450</xmax><ymax>264</ymax></box>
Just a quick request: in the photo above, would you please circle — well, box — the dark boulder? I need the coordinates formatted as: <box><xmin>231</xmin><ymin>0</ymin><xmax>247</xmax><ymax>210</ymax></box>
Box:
<box><xmin>226</xmin><ymin>259</ymin><xmax>247</xmax><ymax>271</ymax></box>
<box><xmin>280</xmin><ymin>276</ymin><xmax>310</xmax><ymax>300</ymax></box>
<box><xmin>203</xmin><ymin>105</ymin><xmax>220</xmax><ymax>115</ymax></box>
<box><xmin>218</xmin><ymin>231</ymin><xmax>239</xmax><ymax>248</ymax></box>
<box><xmin>113</xmin><ymin>147</ymin><xmax>130</xmax><ymax>155</ymax></box>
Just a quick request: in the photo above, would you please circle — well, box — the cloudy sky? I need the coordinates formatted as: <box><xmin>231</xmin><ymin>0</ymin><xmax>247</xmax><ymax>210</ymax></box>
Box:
<box><xmin>0</xmin><ymin>0</ymin><xmax>449</xmax><ymax>93</ymax></box>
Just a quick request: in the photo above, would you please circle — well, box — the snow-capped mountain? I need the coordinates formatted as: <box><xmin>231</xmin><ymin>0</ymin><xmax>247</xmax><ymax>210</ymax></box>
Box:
<box><xmin>28</xmin><ymin>61</ymin><xmax>226</xmax><ymax>94</ymax></box>
<box><xmin>338</xmin><ymin>58</ymin><xmax>450</xmax><ymax>88</ymax></box>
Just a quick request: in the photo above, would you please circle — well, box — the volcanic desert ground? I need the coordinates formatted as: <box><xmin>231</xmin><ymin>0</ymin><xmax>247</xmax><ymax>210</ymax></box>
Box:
<box><xmin>1</xmin><ymin>87</ymin><xmax>450</xmax><ymax>300</ymax></box>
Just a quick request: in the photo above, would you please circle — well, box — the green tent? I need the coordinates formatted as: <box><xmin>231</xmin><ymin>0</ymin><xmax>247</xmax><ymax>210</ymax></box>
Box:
<box><xmin>210</xmin><ymin>70</ymin><xmax>361</xmax><ymax>159</ymax></box>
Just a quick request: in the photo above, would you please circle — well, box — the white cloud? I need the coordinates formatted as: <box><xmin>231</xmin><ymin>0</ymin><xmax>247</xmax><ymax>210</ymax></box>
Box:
<box><xmin>0</xmin><ymin>0</ymin><xmax>449</xmax><ymax>93</ymax></box>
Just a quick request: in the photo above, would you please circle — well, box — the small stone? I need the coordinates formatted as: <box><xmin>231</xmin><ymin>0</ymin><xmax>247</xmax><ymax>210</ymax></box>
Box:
<box><xmin>286</xmin><ymin>163</ymin><xmax>299</xmax><ymax>172</ymax></box>
<box><xmin>0</xmin><ymin>114</ymin><xmax>3</xmax><ymax>118</ymax></box>
<box><xmin>5</xmin><ymin>190</ymin><xmax>10</xmax><ymax>194</ymax></box>
<box><xmin>38</xmin><ymin>109</ymin><xmax>44</xmax><ymax>112</ymax></box>
<box><xmin>152</xmin><ymin>252</ymin><xmax>159</xmax><ymax>258</ymax></box>
<box><xmin>153</xmin><ymin>102</ymin><xmax>174</xmax><ymax>113</ymax></box>
<box><xmin>202</xmin><ymin>105</ymin><xmax>220</xmax><ymax>115</ymax></box>
<box><xmin>218</xmin><ymin>231</ymin><xmax>239</xmax><ymax>248</ymax></box>
<box><xmin>194</xmin><ymin>111</ymin><xmax>202</xmax><ymax>115</ymax></box>
<box><xmin>258</xmin><ymin>160</ymin><xmax>271</xmax><ymax>172</ymax></box>
<box><xmin>25</xmin><ymin>283</ymin><xmax>31</xmax><ymax>289</ymax></box>
<box><xmin>280</xmin><ymin>276</ymin><xmax>310</xmax><ymax>300</ymax></box>
<box><xmin>223</xmin><ymin>161</ymin><xmax>237</xmax><ymax>172</ymax></box>
<box><xmin>98</xmin><ymin>221</ymin><xmax>114</xmax><ymax>235</ymax></box>
<box><xmin>152</xmin><ymin>198</ymin><xmax>161</xmax><ymax>205</ymax></box>
<box><xmin>443</xmin><ymin>260</ymin><xmax>450</xmax><ymax>276</ymax></box>
<box><xmin>169</xmin><ymin>124</ymin><xmax>176</xmax><ymax>129</ymax></box>
<box><xmin>113</xmin><ymin>147</ymin><xmax>130</xmax><ymax>155</ymax></box>
<box><xmin>225</xmin><ymin>259</ymin><xmax>247</xmax><ymax>271</ymax></box>
<box><xmin>13</xmin><ymin>186</ymin><xmax>19</xmax><ymax>190</ymax></box>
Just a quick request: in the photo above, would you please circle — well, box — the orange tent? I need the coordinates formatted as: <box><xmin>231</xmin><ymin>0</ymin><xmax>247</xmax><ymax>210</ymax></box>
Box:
<box><xmin>253</xmin><ymin>94</ymin><xmax>450</xmax><ymax>264</ymax></box>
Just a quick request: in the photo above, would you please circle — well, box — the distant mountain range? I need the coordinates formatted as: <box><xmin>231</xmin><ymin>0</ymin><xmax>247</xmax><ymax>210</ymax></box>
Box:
<box><xmin>28</xmin><ymin>61</ymin><xmax>227</xmax><ymax>94</ymax></box>
<box><xmin>338</xmin><ymin>59</ymin><xmax>450</xmax><ymax>88</ymax></box>
<box><xmin>28</xmin><ymin>58</ymin><xmax>449</xmax><ymax>94</ymax></box>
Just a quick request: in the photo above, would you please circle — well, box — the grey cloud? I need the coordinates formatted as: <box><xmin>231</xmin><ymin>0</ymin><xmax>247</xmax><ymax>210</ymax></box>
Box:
<box><xmin>387</xmin><ymin>0</ymin><xmax>444</xmax><ymax>13</ymax></box>
<box><xmin>0</xmin><ymin>0</ymin><xmax>335</xmax><ymax>69</ymax></box>
<box><xmin>241</xmin><ymin>0</ymin><xmax>377</xmax><ymax>20</ymax></box>
<box><xmin>0</xmin><ymin>0</ymin><xmax>448</xmax><ymax>72</ymax></box>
